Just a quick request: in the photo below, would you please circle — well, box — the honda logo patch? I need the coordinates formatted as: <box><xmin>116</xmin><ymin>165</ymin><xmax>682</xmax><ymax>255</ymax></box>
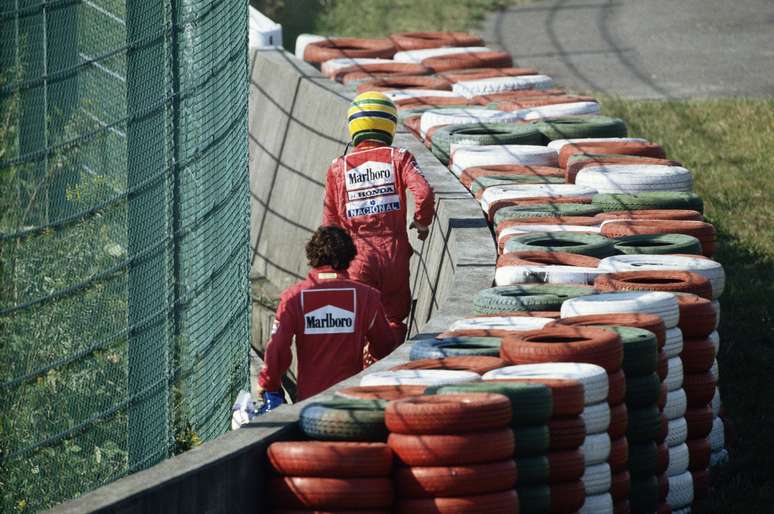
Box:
<box><xmin>301</xmin><ymin>288</ymin><xmax>356</xmax><ymax>334</ymax></box>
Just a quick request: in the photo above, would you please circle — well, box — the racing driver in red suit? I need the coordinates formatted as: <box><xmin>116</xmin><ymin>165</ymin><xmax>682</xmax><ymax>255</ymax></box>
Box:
<box><xmin>323</xmin><ymin>91</ymin><xmax>435</xmax><ymax>344</ymax></box>
<box><xmin>258</xmin><ymin>226</ymin><xmax>396</xmax><ymax>410</ymax></box>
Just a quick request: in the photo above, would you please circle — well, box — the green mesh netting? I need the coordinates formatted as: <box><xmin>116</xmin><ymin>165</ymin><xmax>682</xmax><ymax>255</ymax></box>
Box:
<box><xmin>0</xmin><ymin>0</ymin><xmax>250</xmax><ymax>511</ymax></box>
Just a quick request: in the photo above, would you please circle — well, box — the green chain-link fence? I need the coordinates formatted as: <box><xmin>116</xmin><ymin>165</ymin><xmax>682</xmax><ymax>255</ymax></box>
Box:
<box><xmin>0</xmin><ymin>0</ymin><xmax>250</xmax><ymax>511</ymax></box>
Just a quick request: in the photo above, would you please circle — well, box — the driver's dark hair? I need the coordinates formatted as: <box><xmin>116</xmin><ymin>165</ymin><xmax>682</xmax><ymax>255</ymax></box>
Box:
<box><xmin>306</xmin><ymin>226</ymin><xmax>357</xmax><ymax>270</ymax></box>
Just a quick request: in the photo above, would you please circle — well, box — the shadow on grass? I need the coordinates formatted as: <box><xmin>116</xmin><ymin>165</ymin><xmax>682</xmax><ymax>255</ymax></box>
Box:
<box><xmin>695</xmin><ymin>227</ymin><xmax>774</xmax><ymax>513</ymax></box>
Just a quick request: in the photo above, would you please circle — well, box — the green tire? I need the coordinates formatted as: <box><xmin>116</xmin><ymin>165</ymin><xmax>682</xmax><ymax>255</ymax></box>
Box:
<box><xmin>613</xmin><ymin>233</ymin><xmax>703</xmax><ymax>256</ymax></box>
<box><xmin>515</xmin><ymin>455</ymin><xmax>551</xmax><ymax>484</ymax></box>
<box><xmin>626</xmin><ymin>405</ymin><xmax>662</xmax><ymax>444</ymax></box>
<box><xmin>516</xmin><ymin>484</ymin><xmax>551</xmax><ymax>514</ymax></box>
<box><xmin>592</xmin><ymin>192</ymin><xmax>704</xmax><ymax>213</ymax></box>
<box><xmin>429</xmin><ymin>382</ymin><xmax>553</xmax><ymax>426</ymax></box>
<box><xmin>532</xmin><ymin>115</ymin><xmax>628</xmax><ymax>142</ymax></box>
<box><xmin>628</xmin><ymin>442</ymin><xmax>659</xmax><ymax>477</ymax></box>
<box><xmin>630</xmin><ymin>475</ymin><xmax>660</xmax><ymax>513</ymax></box>
<box><xmin>625</xmin><ymin>373</ymin><xmax>662</xmax><ymax>408</ymax></box>
<box><xmin>473</xmin><ymin>284</ymin><xmax>596</xmax><ymax>314</ymax></box>
<box><xmin>503</xmin><ymin>232</ymin><xmax>617</xmax><ymax>258</ymax></box>
<box><xmin>514</xmin><ymin>424</ymin><xmax>551</xmax><ymax>457</ymax></box>
<box><xmin>431</xmin><ymin>122</ymin><xmax>544</xmax><ymax>164</ymax></box>
<box><xmin>299</xmin><ymin>399</ymin><xmax>388</xmax><ymax>441</ymax></box>
<box><xmin>494</xmin><ymin>203</ymin><xmax>602</xmax><ymax>227</ymax></box>
<box><xmin>598</xmin><ymin>326</ymin><xmax>658</xmax><ymax>376</ymax></box>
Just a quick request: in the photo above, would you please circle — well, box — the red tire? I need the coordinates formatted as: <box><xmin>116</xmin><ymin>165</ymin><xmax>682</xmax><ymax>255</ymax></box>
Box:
<box><xmin>611</xmin><ymin>471</ymin><xmax>632</xmax><ymax>501</ymax></box>
<box><xmin>676</xmin><ymin>294</ymin><xmax>717</xmax><ymax>338</ymax></box>
<box><xmin>687</xmin><ymin>438</ymin><xmax>711</xmax><ymax>470</ymax></box>
<box><xmin>495</xmin><ymin>250</ymin><xmax>600</xmax><ymax>268</ymax></box>
<box><xmin>547</xmin><ymin>450</ymin><xmax>585</xmax><ymax>482</ymax></box>
<box><xmin>609</xmin><ymin>402</ymin><xmax>629</xmax><ymax>440</ymax></box>
<box><xmin>356</xmin><ymin>75</ymin><xmax>452</xmax><ymax>93</ymax></box>
<box><xmin>691</xmin><ymin>469</ymin><xmax>711</xmax><ymax>501</ymax></box>
<box><xmin>557</xmin><ymin>141</ymin><xmax>666</xmax><ymax>169</ymax></box>
<box><xmin>388</xmin><ymin>428</ymin><xmax>514</xmax><ymax>466</ymax></box>
<box><xmin>683</xmin><ymin>372</ymin><xmax>717</xmax><ymax>407</ymax></box>
<box><xmin>422</xmin><ymin>51</ymin><xmax>514</xmax><ymax>72</ymax></box>
<box><xmin>656</xmin><ymin>414</ymin><xmax>668</xmax><ymax>444</ymax></box>
<box><xmin>656</xmin><ymin>444</ymin><xmax>670</xmax><ymax>475</ymax></box>
<box><xmin>657</xmin><ymin>350</ymin><xmax>668</xmax><ymax>381</ymax></box>
<box><xmin>467</xmin><ymin>310</ymin><xmax>562</xmax><ymax>319</ymax></box>
<box><xmin>440</xmin><ymin>67</ymin><xmax>540</xmax><ymax>83</ymax></box>
<box><xmin>548</xmin><ymin>415</ymin><xmax>586</xmax><ymax>449</ymax></box>
<box><xmin>494</xmin><ymin>95</ymin><xmax>598</xmax><ymax>112</ymax></box>
<box><xmin>500</xmin><ymin>326</ymin><xmax>623</xmax><ymax>373</ymax></box>
<box><xmin>336</xmin><ymin>385</ymin><xmax>427</xmax><ymax>401</ymax></box>
<box><xmin>271</xmin><ymin>510</ymin><xmax>389</xmax><ymax>514</ymax></box>
<box><xmin>459</xmin><ymin>164</ymin><xmax>564</xmax><ymax>188</ymax></box>
<box><xmin>395</xmin><ymin>95</ymin><xmax>475</xmax><ymax>108</ymax></box>
<box><xmin>386</xmin><ymin>394</ymin><xmax>512</xmax><ymax>434</ymax></box>
<box><xmin>593</xmin><ymin>271</ymin><xmax>713</xmax><ymax>300</ymax></box>
<box><xmin>550</xmin><ymin>480</ymin><xmax>586</xmax><ymax>513</ymax></box>
<box><xmin>329</xmin><ymin>61</ymin><xmax>429</xmax><ymax>80</ymax></box>
<box><xmin>472</xmin><ymin>89</ymin><xmax>568</xmax><ymax>105</ymax></box>
<box><xmin>403</xmin><ymin>115</ymin><xmax>423</xmax><ymax>139</ymax></box>
<box><xmin>657</xmin><ymin>502</ymin><xmax>673</xmax><ymax>514</ymax></box>
<box><xmin>658</xmin><ymin>473</ymin><xmax>669</xmax><ymax>501</ymax></box>
<box><xmin>389</xmin><ymin>31</ymin><xmax>484</xmax><ymax>51</ymax></box>
<box><xmin>658</xmin><ymin>382</ymin><xmax>668</xmax><ymax>410</ymax></box>
<box><xmin>270</xmin><ymin>477</ymin><xmax>392</xmax><ymax>509</ymax></box>
<box><xmin>594</xmin><ymin>209</ymin><xmax>702</xmax><ymax>223</ymax></box>
<box><xmin>565</xmin><ymin>156</ymin><xmax>681</xmax><ymax>184</ymax></box>
<box><xmin>680</xmin><ymin>338</ymin><xmax>716</xmax><ymax>373</ymax></box>
<box><xmin>394</xmin><ymin>460</ymin><xmax>517</xmax><ymax>498</ymax></box>
<box><xmin>684</xmin><ymin>406</ymin><xmax>713</xmax><ymax>439</ymax></box>
<box><xmin>609</xmin><ymin>436</ymin><xmax>630</xmax><ymax>473</ymax></box>
<box><xmin>394</xmin><ymin>490</ymin><xmax>519</xmax><ymax>514</ymax></box>
<box><xmin>268</xmin><ymin>442</ymin><xmax>392</xmax><ymax>477</ymax></box>
<box><xmin>609</xmin><ymin>369</ymin><xmax>627</xmax><ymax>405</ymax></box>
<box><xmin>600</xmin><ymin>220</ymin><xmax>717</xmax><ymax>257</ymax></box>
<box><xmin>614</xmin><ymin>499</ymin><xmax>631</xmax><ymax>514</ymax></box>
<box><xmin>391</xmin><ymin>356</ymin><xmax>507</xmax><ymax>375</ymax></box>
<box><xmin>550</xmin><ymin>313</ymin><xmax>666</xmax><ymax>349</ymax></box>
<box><xmin>304</xmin><ymin>38</ymin><xmax>396</xmax><ymax>64</ymax></box>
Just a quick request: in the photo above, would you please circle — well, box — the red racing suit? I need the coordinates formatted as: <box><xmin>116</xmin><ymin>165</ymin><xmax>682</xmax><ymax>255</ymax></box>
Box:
<box><xmin>258</xmin><ymin>266</ymin><xmax>396</xmax><ymax>400</ymax></box>
<box><xmin>323</xmin><ymin>141</ymin><xmax>435</xmax><ymax>343</ymax></box>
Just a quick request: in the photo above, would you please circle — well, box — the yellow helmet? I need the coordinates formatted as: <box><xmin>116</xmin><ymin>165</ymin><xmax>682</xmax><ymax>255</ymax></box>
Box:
<box><xmin>347</xmin><ymin>91</ymin><xmax>397</xmax><ymax>146</ymax></box>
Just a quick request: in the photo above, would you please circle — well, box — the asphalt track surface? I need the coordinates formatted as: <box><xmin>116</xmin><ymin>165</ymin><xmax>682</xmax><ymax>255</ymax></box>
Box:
<box><xmin>481</xmin><ymin>0</ymin><xmax>774</xmax><ymax>98</ymax></box>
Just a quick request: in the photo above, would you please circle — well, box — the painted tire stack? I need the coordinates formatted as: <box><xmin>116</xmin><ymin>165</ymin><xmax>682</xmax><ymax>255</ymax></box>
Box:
<box><xmin>485</xmin><ymin>363</ymin><xmax>616</xmax><ymax>514</ymax></box>
<box><xmin>297</xmin><ymin>26</ymin><xmax>732</xmax><ymax>514</ymax></box>
<box><xmin>266</xmin><ymin>441</ymin><xmax>394</xmax><ymax>512</ymax></box>
<box><xmin>429</xmin><ymin>381</ymin><xmax>587</xmax><ymax>514</ymax></box>
<box><xmin>385</xmin><ymin>394</ymin><xmax>520</xmax><ymax>514</ymax></box>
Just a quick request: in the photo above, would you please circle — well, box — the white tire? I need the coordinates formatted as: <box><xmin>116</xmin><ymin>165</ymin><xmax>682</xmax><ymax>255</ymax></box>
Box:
<box><xmin>709</xmin><ymin>416</ymin><xmax>725</xmax><ymax>451</ymax></box>
<box><xmin>480</xmin><ymin>183</ymin><xmax>595</xmax><ymax>213</ymax></box>
<box><xmin>710</xmin><ymin>448</ymin><xmax>729</xmax><ymax>467</ymax></box>
<box><xmin>498</xmin><ymin>224</ymin><xmax>601</xmax><ymax>241</ymax></box>
<box><xmin>582</xmin><ymin>401</ymin><xmax>612</xmax><ymax>434</ymax></box>
<box><xmin>319</xmin><ymin>57</ymin><xmax>392</xmax><ymax>77</ymax></box>
<box><xmin>666</xmin><ymin>357</ymin><xmax>685</xmax><ymax>392</ymax></box>
<box><xmin>577</xmin><ymin>165</ymin><xmax>694</xmax><ymax>194</ymax></box>
<box><xmin>582</xmin><ymin>432</ymin><xmax>612</xmax><ymax>465</ymax></box>
<box><xmin>579</xmin><ymin>493</ymin><xmax>614</xmax><ymax>514</ymax></box>
<box><xmin>393</xmin><ymin>46</ymin><xmax>492</xmax><ymax>63</ymax></box>
<box><xmin>664</xmin><ymin>328</ymin><xmax>684</xmax><ymax>359</ymax></box>
<box><xmin>667</xmin><ymin>471</ymin><xmax>694</xmax><ymax>508</ymax></box>
<box><xmin>667</xmin><ymin>442</ymin><xmax>690</xmax><ymax>476</ymax></box>
<box><xmin>582</xmin><ymin>462</ymin><xmax>612</xmax><ymax>495</ymax></box>
<box><xmin>548</xmin><ymin>137</ymin><xmax>649</xmax><ymax>152</ymax></box>
<box><xmin>713</xmin><ymin>300</ymin><xmax>721</xmax><ymax>326</ymax></box>
<box><xmin>520</xmin><ymin>101</ymin><xmax>601</xmax><ymax>121</ymax></box>
<box><xmin>419</xmin><ymin>108</ymin><xmax>521</xmax><ymax>137</ymax></box>
<box><xmin>452</xmin><ymin>74</ymin><xmax>555</xmax><ymax>99</ymax></box>
<box><xmin>451</xmin><ymin>145</ymin><xmax>559</xmax><ymax>176</ymax></box>
<box><xmin>295</xmin><ymin>34</ymin><xmax>327</xmax><ymax>60</ymax></box>
<box><xmin>596</xmin><ymin>255</ymin><xmax>725</xmax><ymax>300</ymax></box>
<box><xmin>560</xmin><ymin>291</ymin><xmax>680</xmax><ymax>328</ymax></box>
<box><xmin>711</xmin><ymin>387</ymin><xmax>721</xmax><ymax>417</ymax></box>
<box><xmin>483</xmin><ymin>362</ymin><xmax>609</xmax><ymax>405</ymax></box>
<box><xmin>495</xmin><ymin>264</ymin><xmax>607</xmax><ymax>286</ymax></box>
<box><xmin>708</xmin><ymin>330</ymin><xmax>720</xmax><ymax>354</ymax></box>
<box><xmin>664</xmin><ymin>388</ymin><xmax>688</xmax><ymax>420</ymax></box>
<box><xmin>667</xmin><ymin>417</ymin><xmax>689</xmax><ymax>447</ymax></box>
<box><xmin>360</xmin><ymin>369</ymin><xmax>481</xmax><ymax>387</ymax></box>
<box><xmin>710</xmin><ymin>359</ymin><xmax>719</xmax><ymax>381</ymax></box>
<box><xmin>448</xmin><ymin>316</ymin><xmax>552</xmax><ymax>332</ymax></box>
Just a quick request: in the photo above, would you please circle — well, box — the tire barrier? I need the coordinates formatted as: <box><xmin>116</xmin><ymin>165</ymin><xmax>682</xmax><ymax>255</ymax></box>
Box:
<box><xmin>284</xmin><ymin>26</ymin><xmax>732</xmax><ymax>514</ymax></box>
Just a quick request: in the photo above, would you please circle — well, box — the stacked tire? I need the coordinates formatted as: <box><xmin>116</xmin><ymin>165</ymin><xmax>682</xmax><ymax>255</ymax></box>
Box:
<box><xmin>266</xmin><ymin>441</ymin><xmax>394</xmax><ymax>512</ymax></box>
<box><xmin>385</xmin><ymin>394</ymin><xmax>520</xmax><ymax>514</ymax></box>
<box><xmin>485</xmin><ymin>362</ymin><xmax>617</xmax><ymax>514</ymax></box>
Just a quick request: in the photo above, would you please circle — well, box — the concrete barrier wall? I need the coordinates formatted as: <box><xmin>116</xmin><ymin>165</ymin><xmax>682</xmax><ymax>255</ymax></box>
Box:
<box><xmin>46</xmin><ymin>48</ymin><xmax>496</xmax><ymax>514</ymax></box>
